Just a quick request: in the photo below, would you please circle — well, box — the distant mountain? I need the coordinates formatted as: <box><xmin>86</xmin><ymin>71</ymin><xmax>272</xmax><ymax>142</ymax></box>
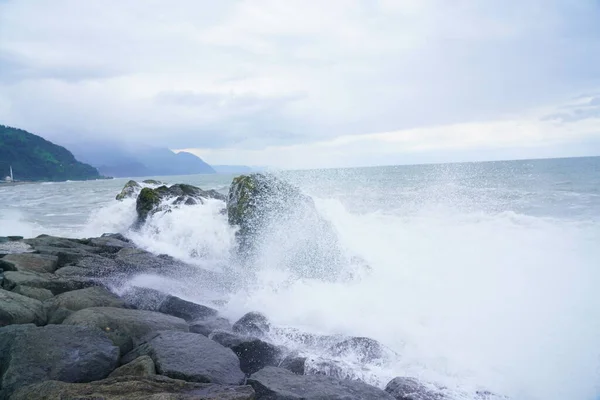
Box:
<box><xmin>64</xmin><ymin>141</ymin><xmax>215</xmax><ymax>177</ymax></box>
<box><xmin>212</xmin><ymin>165</ymin><xmax>253</xmax><ymax>174</ymax></box>
<box><xmin>0</xmin><ymin>125</ymin><xmax>101</xmax><ymax>182</ymax></box>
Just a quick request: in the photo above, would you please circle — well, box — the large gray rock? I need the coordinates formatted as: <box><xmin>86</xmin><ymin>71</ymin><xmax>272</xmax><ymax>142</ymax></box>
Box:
<box><xmin>328</xmin><ymin>336</ymin><xmax>392</xmax><ymax>364</ymax></box>
<box><xmin>232</xmin><ymin>311</ymin><xmax>271</xmax><ymax>337</ymax></box>
<box><xmin>63</xmin><ymin>307</ymin><xmax>189</xmax><ymax>353</ymax></box>
<box><xmin>123</xmin><ymin>331</ymin><xmax>245</xmax><ymax>385</ymax></box>
<box><xmin>0</xmin><ymin>253</ymin><xmax>58</xmax><ymax>273</ymax></box>
<box><xmin>89</xmin><ymin>236</ymin><xmax>136</xmax><ymax>253</ymax></box>
<box><xmin>119</xmin><ymin>286</ymin><xmax>169</xmax><ymax>311</ymax></box>
<box><xmin>248</xmin><ymin>366</ymin><xmax>395</xmax><ymax>400</ymax></box>
<box><xmin>190</xmin><ymin>317</ymin><xmax>232</xmax><ymax>337</ymax></box>
<box><xmin>0</xmin><ymin>288</ymin><xmax>46</xmax><ymax>326</ymax></box>
<box><xmin>2</xmin><ymin>270</ymin><xmax>98</xmax><ymax>294</ymax></box>
<box><xmin>209</xmin><ymin>330</ymin><xmax>283</xmax><ymax>375</ymax></box>
<box><xmin>10</xmin><ymin>375</ymin><xmax>255</xmax><ymax>400</ymax></box>
<box><xmin>0</xmin><ymin>324</ymin><xmax>36</xmax><ymax>368</ymax></box>
<box><xmin>0</xmin><ymin>324</ymin><xmax>119</xmax><ymax>399</ymax></box>
<box><xmin>11</xmin><ymin>285</ymin><xmax>54</xmax><ymax>301</ymax></box>
<box><xmin>226</xmin><ymin>174</ymin><xmax>346</xmax><ymax>279</ymax></box>
<box><xmin>385</xmin><ymin>377</ymin><xmax>447</xmax><ymax>400</ymax></box>
<box><xmin>24</xmin><ymin>235</ymin><xmax>92</xmax><ymax>249</ymax></box>
<box><xmin>45</xmin><ymin>287</ymin><xmax>125</xmax><ymax>324</ymax></box>
<box><xmin>114</xmin><ymin>247</ymin><xmax>189</xmax><ymax>275</ymax></box>
<box><xmin>158</xmin><ymin>295</ymin><xmax>218</xmax><ymax>322</ymax></box>
<box><xmin>47</xmin><ymin>286</ymin><xmax>125</xmax><ymax>312</ymax></box>
<box><xmin>109</xmin><ymin>355</ymin><xmax>156</xmax><ymax>378</ymax></box>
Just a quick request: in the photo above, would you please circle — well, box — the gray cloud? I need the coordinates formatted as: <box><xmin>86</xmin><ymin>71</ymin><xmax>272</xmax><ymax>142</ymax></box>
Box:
<box><xmin>0</xmin><ymin>0</ymin><xmax>599</xmax><ymax>154</ymax></box>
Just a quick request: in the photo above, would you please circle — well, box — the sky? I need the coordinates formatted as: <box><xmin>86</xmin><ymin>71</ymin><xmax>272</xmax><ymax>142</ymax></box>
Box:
<box><xmin>1</xmin><ymin>0</ymin><xmax>600</xmax><ymax>169</ymax></box>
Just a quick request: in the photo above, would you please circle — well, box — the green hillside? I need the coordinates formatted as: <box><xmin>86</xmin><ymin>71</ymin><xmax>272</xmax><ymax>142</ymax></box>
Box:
<box><xmin>0</xmin><ymin>125</ymin><xmax>102</xmax><ymax>181</ymax></box>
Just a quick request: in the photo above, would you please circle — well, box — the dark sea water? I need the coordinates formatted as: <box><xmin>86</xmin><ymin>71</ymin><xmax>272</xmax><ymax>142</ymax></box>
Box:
<box><xmin>1</xmin><ymin>156</ymin><xmax>599</xmax><ymax>400</ymax></box>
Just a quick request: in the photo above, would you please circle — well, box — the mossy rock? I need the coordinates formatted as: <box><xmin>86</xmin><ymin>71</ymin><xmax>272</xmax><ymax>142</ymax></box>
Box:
<box><xmin>136</xmin><ymin>188</ymin><xmax>161</xmax><ymax>223</ymax></box>
<box><xmin>132</xmin><ymin>184</ymin><xmax>226</xmax><ymax>228</ymax></box>
<box><xmin>116</xmin><ymin>180</ymin><xmax>141</xmax><ymax>201</ymax></box>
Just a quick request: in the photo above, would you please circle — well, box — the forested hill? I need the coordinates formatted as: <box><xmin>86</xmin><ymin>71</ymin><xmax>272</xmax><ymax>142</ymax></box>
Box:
<box><xmin>0</xmin><ymin>125</ymin><xmax>102</xmax><ymax>181</ymax></box>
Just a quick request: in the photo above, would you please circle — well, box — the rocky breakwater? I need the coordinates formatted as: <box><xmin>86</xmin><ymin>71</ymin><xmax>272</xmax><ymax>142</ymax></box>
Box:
<box><xmin>0</xmin><ymin>175</ymin><xmax>504</xmax><ymax>399</ymax></box>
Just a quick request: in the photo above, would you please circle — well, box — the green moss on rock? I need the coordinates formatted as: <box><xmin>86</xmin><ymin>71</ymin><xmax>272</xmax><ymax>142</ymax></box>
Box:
<box><xmin>136</xmin><ymin>188</ymin><xmax>161</xmax><ymax>223</ymax></box>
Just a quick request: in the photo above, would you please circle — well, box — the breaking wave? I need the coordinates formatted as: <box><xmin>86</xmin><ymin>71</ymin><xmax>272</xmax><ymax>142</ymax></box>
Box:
<box><xmin>79</xmin><ymin>179</ymin><xmax>600</xmax><ymax>400</ymax></box>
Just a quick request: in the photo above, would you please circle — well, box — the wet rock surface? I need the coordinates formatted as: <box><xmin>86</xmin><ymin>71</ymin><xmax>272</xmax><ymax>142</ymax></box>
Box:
<box><xmin>134</xmin><ymin>183</ymin><xmax>226</xmax><ymax>225</ymax></box>
<box><xmin>63</xmin><ymin>307</ymin><xmax>189</xmax><ymax>353</ymax></box>
<box><xmin>248</xmin><ymin>366</ymin><xmax>395</xmax><ymax>400</ymax></box>
<box><xmin>109</xmin><ymin>355</ymin><xmax>156</xmax><ymax>378</ymax></box>
<box><xmin>210</xmin><ymin>330</ymin><xmax>284</xmax><ymax>375</ymax></box>
<box><xmin>0</xmin><ymin>324</ymin><xmax>119</xmax><ymax>399</ymax></box>
<box><xmin>123</xmin><ymin>330</ymin><xmax>245</xmax><ymax>385</ymax></box>
<box><xmin>0</xmin><ymin>253</ymin><xmax>59</xmax><ymax>273</ymax></box>
<box><xmin>10</xmin><ymin>375</ymin><xmax>255</xmax><ymax>400</ymax></box>
<box><xmin>0</xmin><ymin>288</ymin><xmax>47</xmax><ymax>326</ymax></box>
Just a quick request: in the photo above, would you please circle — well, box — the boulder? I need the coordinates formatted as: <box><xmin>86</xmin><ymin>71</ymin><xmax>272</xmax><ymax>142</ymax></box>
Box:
<box><xmin>47</xmin><ymin>307</ymin><xmax>73</xmax><ymax>324</ymax></box>
<box><xmin>248</xmin><ymin>366</ymin><xmax>394</xmax><ymax>400</ymax></box>
<box><xmin>209</xmin><ymin>330</ymin><xmax>283</xmax><ymax>375</ymax></box>
<box><xmin>0</xmin><ymin>288</ymin><xmax>46</xmax><ymax>326</ymax></box>
<box><xmin>120</xmin><ymin>286</ymin><xmax>169</xmax><ymax>311</ymax></box>
<box><xmin>0</xmin><ymin>324</ymin><xmax>119</xmax><ymax>399</ymax></box>
<box><xmin>45</xmin><ymin>287</ymin><xmax>125</xmax><ymax>323</ymax></box>
<box><xmin>62</xmin><ymin>254</ymin><xmax>123</xmax><ymax>277</ymax></box>
<box><xmin>116</xmin><ymin>180</ymin><xmax>142</xmax><ymax>201</ymax></box>
<box><xmin>109</xmin><ymin>355</ymin><xmax>156</xmax><ymax>378</ymax></box>
<box><xmin>63</xmin><ymin>307</ymin><xmax>189</xmax><ymax>353</ymax></box>
<box><xmin>328</xmin><ymin>336</ymin><xmax>391</xmax><ymax>364</ymax></box>
<box><xmin>24</xmin><ymin>235</ymin><xmax>98</xmax><ymax>252</ymax></box>
<box><xmin>123</xmin><ymin>331</ymin><xmax>245</xmax><ymax>385</ymax></box>
<box><xmin>2</xmin><ymin>270</ymin><xmax>98</xmax><ymax>294</ymax></box>
<box><xmin>232</xmin><ymin>311</ymin><xmax>271</xmax><ymax>337</ymax></box>
<box><xmin>226</xmin><ymin>174</ymin><xmax>345</xmax><ymax>279</ymax></box>
<box><xmin>158</xmin><ymin>295</ymin><xmax>218</xmax><ymax>322</ymax></box>
<box><xmin>303</xmin><ymin>357</ymin><xmax>352</xmax><ymax>380</ymax></box>
<box><xmin>385</xmin><ymin>377</ymin><xmax>447</xmax><ymax>400</ymax></box>
<box><xmin>0</xmin><ymin>253</ymin><xmax>59</xmax><ymax>273</ymax></box>
<box><xmin>89</xmin><ymin>236</ymin><xmax>135</xmax><ymax>253</ymax></box>
<box><xmin>11</xmin><ymin>285</ymin><xmax>54</xmax><ymax>301</ymax></box>
<box><xmin>190</xmin><ymin>317</ymin><xmax>232</xmax><ymax>336</ymax></box>
<box><xmin>136</xmin><ymin>187</ymin><xmax>162</xmax><ymax>223</ymax></box>
<box><xmin>101</xmin><ymin>232</ymin><xmax>131</xmax><ymax>242</ymax></box>
<box><xmin>0</xmin><ymin>324</ymin><xmax>36</xmax><ymax>369</ymax></box>
<box><xmin>10</xmin><ymin>375</ymin><xmax>255</xmax><ymax>400</ymax></box>
<box><xmin>114</xmin><ymin>247</ymin><xmax>189</xmax><ymax>275</ymax></box>
<box><xmin>34</xmin><ymin>246</ymin><xmax>97</xmax><ymax>266</ymax></box>
<box><xmin>135</xmin><ymin>184</ymin><xmax>226</xmax><ymax>226</ymax></box>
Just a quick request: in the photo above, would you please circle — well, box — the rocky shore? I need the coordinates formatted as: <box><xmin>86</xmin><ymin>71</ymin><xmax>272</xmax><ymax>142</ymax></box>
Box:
<box><xmin>0</xmin><ymin>175</ymin><xmax>501</xmax><ymax>399</ymax></box>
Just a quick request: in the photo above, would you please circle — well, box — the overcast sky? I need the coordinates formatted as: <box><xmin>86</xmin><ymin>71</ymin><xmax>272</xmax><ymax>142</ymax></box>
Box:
<box><xmin>1</xmin><ymin>0</ymin><xmax>599</xmax><ymax>168</ymax></box>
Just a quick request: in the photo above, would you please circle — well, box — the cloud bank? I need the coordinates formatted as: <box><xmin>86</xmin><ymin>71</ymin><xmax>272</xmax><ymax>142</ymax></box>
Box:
<box><xmin>0</xmin><ymin>0</ymin><xmax>599</xmax><ymax>167</ymax></box>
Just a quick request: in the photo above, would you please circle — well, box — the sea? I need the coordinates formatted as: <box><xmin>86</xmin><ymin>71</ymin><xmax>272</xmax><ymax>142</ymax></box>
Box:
<box><xmin>1</xmin><ymin>156</ymin><xmax>599</xmax><ymax>400</ymax></box>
